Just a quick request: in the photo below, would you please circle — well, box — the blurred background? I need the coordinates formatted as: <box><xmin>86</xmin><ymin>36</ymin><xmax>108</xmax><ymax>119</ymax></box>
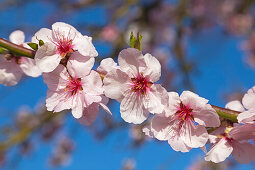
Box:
<box><xmin>0</xmin><ymin>0</ymin><xmax>255</xmax><ymax>169</ymax></box>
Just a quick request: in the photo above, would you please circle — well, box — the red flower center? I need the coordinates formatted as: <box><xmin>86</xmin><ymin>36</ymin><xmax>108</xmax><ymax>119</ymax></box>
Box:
<box><xmin>130</xmin><ymin>73</ymin><xmax>153</xmax><ymax>96</ymax></box>
<box><xmin>53</xmin><ymin>30</ymin><xmax>74</xmax><ymax>57</ymax></box>
<box><xmin>175</xmin><ymin>102</ymin><xmax>193</xmax><ymax>129</ymax></box>
<box><xmin>65</xmin><ymin>77</ymin><xmax>83</xmax><ymax>96</ymax></box>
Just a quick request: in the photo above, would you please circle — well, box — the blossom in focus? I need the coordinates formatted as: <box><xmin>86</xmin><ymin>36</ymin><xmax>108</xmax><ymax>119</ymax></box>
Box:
<box><xmin>0</xmin><ymin>30</ymin><xmax>41</xmax><ymax>86</ymax></box>
<box><xmin>43</xmin><ymin>51</ymin><xmax>111</xmax><ymax>120</ymax></box>
<box><xmin>205</xmin><ymin>124</ymin><xmax>255</xmax><ymax>163</ymax></box>
<box><xmin>32</xmin><ymin>22</ymin><xmax>98</xmax><ymax>73</ymax></box>
<box><xmin>143</xmin><ymin>91</ymin><xmax>220</xmax><ymax>152</ymax></box>
<box><xmin>225</xmin><ymin>86</ymin><xmax>255</xmax><ymax>123</ymax></box>
<box><xmin>103</xmin><ymin>48</ymin><xmax>168</xmax><ymax>124</ymax></box>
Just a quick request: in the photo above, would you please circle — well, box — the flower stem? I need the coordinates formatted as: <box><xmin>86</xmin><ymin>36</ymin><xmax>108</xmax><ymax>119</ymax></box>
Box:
<box><xmin>0</xmin><ymin>38</ymin><xmax>35</xmax><ymax>59</ymax></box>
<box><xmin>211</xmin><ymin>105</ymin><xmax>239</xmax><ymax>123</ymax></box>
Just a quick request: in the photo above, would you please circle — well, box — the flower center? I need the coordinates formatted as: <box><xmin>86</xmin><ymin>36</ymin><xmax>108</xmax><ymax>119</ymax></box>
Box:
<box><xmin>130</xmin><ymin>73</ymin><xmax>153</xmax><ymax>96</ymax></box>
<box><xmin>53</xmin><ymin>30</ymin><xmax>74</xmax><ymax>57</ymax></box>
<box><xmin>65</xmin><ymin>77</ymin><xmax>83</xmax><ymax>96</ymax></box>
<box><xmin>175</xmin><ymin>102</ymin><xmax>193</xmax><ymax>129</ymax></box>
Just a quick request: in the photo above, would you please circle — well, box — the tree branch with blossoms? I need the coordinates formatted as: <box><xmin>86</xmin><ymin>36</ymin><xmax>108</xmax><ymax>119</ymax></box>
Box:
<box><xmin>1</xmin><ymin>21</ymin><xmax>255</xmax><ymax>166</ymax></box>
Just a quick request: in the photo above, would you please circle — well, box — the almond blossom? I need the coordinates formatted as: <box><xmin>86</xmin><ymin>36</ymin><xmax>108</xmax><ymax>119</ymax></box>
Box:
<box><xmin>0</xmin><ymin>30</ymin><xmax>41</xmax><ymax>86</ymax></box>
<box><xmin>43</xmin><ymin>51</ymin><xmax>111</xmax><ymax>120</ymax></box>
<box><xmin>103</xmin><ymin>48</ymin><xmax>169</xmax><ymax>124</ymax></box>
<box><xmin>225</xmin><ymin>86</ymin><xmax>255</xmax><ymax>123</ymax></box>
<box><xmin>32</xmin><ymin>22</ymin><xmax>98</xmax><ymax>73</ymax></box>
<box><xmin>143</xmin><ymin>91</ymin><xmax>220</xmax><ymax>152</ymax></box>
<box><xmin>205</xmin><ymin>124</ymin><xmax>255</xmax><ymax>163</ymax></box>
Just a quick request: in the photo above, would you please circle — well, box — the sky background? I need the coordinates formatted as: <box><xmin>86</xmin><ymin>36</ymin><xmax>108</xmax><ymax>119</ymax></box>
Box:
<box><xmin>0</xmin><ymin>0</ymin><xmax>255</xmax><ymax>169</ymax></box>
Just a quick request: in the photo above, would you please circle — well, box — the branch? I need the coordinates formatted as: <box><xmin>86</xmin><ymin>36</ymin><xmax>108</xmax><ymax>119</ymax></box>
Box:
<box><xmin>0</xmin><ymin>38</ymin><xmax>35</xmax><ymax>59</ymax></box>
<box><xmin>211</xmin><ymin>105</ymin><xmax>239</xmax><ymax>123</ymax></box>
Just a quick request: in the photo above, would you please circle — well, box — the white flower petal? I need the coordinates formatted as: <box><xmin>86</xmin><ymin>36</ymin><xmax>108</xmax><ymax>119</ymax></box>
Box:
<box><xmin>242</xmin><ymin>86</ymin><xmax>255</xmax><ymax>110</ymax></box>
<box><xmin>31</xmin><ymin>28</ymin><xmax>52</xmax><ymax>43</ymax></box>
<box><xmin>19</xmin><ymin>57</ymin><xmax>42</xmax><ymax>77</ymax></box>
<box><xmin>225</xmin><ymin>100</ymin><xmax>245</xmax><ymax>112</ymax></box>
<box><xmin>78</xmin><ymin>103</ymin><xmax>99</xmax><ymax>126</ymax></box>
<box><xmin>180</xmin><ymin>91</ymin><xmax>208</xmax><ymax>112</ymax></box>
<box><xmin>141</xmin><ymin>53</ymin><xmax>161</xmax><ymax>82</ymax></box>
<box><xmin>9</xmin><ymin>30</ymin><xmax>25</xmax><ymax>45</ymax></box>
<box><xmin>73</xmin><ymin>36</ymin><xmax>98</xmax><ymax>57</ymax></box>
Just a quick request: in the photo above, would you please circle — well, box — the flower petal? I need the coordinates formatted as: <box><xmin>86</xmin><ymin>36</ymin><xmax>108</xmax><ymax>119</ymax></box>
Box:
<box><xmin>31</xmin><ymin>28</ymin><xmax>52</xmax><ymax>43</ymax></box>
<box><xmin>67</xmin><ymin>51</ymin><xmax>95</xmax><ymax>78</ymax></box>
<box><xmin>73</xmin><ymin>36</ymin><xmax>98</xmax><ymax>57</ymax></box>
<box><xmin>143</xmin><ymin>84</ymin><xmax>168</xmax><ymax>114</ymax></box>
<box><xmin>232</xmin><ymin>141</ymin><xmax>255</xmax><ymax>164</ymax></box>
<box><xmin>81</xmin><ymin>70</ymin><xmax>104</xmax><ymax>96</ymax></box>
<box><xmin>43</xmin><ymin>64</ymin><xmax>68</xmax><ymax>91</ymax></box>
<box><xmin>225</xmin><ymin>100</ymin><xmax>245</xmax><ymax>112</ymax></box>
<box><xmin>165</xmin><ymin>92</ymin><xmax>180</xmax><ymax>117</ymax></box>
<box><xmin>168</xmin><ymin>135</ymin><xmax>192</xmax><ymax>152</ymax></box>
<box><xmin>193</xmin><ymin>104</ymin><xmax>220</xmax><ymax>127</ymax></box>
<box><xmin>97</xmin><ymin>58</ymin><xmax>118</xmax><ymax>75</ymax></box>
<box><xmin>205</xmin><ymin>138</ymin><xmax>233</xmax><ymax>163</ymax></box>
<box><xmin>237</xmin><ymin>110</ymin><xmax>255</xmax><ymax>123</ymax></box>
<box><xmin>118</xmin><ymin>48</ymin><xmax>145</xmax><ymax>77</ymax></box>
<box><xmin>181</xmin><ymin>123</ymin><xmax>208</xmax><ymax>148</ymax></box>
<box><xmin>9</xmin><ymin>30</ymin><xmax>25</xmax><ymax>45</ymax></box>
<box><xmin>45</xmin><ymin>90</ymin><xmax>72</xmax><ymax>112</ymax></box>
<box><xmin>140</xmin><ymin>53</ymin><xmax>161</xmax><ymax>82</ymax></box>
<box><xmin>103</xmin><ymin>69</ymin><xmax>130</xmax><ymax>101</ymax></box>
<box><xmin>78</xmin><ymin>103</ymin><xmax>99</xmax><ymax>126</ymax></box>
<box><xmin>120</xmin><ymin>93</ymin><xmax>149</xmax><ymax>124</ymax></box>
<box><xmin>19</xmin><ymin>57</ymin><xmax>42</xmax><ymax>77</ymax></box>
<box><xmin>52</xmin><ymin>22</ymin><xmax>82</xmax><ymax>41</ymax></box>
<box><xmin>180</xmin><ymin>91</ymin><xmax>208</xmax><ymax>112</ymax></box>
<box><xmin>242</xmin><ymin>86</ymin><xmax>255</xmax><ymax>110</ymax></box>
<box><xmin>35</xmin><ymin>42</ymin><xmax>61</xmax><ymax>73</ymax></box>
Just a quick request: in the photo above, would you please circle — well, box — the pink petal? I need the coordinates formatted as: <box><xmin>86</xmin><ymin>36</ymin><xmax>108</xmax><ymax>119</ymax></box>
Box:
<box><xmin>31</xmin><ymin>28</ymin><xmax>52</xmax><ymax>43</ymax></box>
<box><xmin>0</xmin><ymin>57</ymin><xmax>23</xmax><ymax>86</ymax></box>
<box><xmin>232</xmin><ymin>141</ymin><xmax>255</xmax><ymax>164</ymax></box>
<box><xmin>225</xmin><ymin>100</ymin><xmax>245</xmax><ymax>112</ymax></box>
<box><xmin>71</xmin><ymin>94</ymin><xmax>84</xmax><ymax>119</ymax></box>
<box><xmin>181</xmin><ymin>123</ymin><xmax>208</xmax><ymax>148</ymax></box>
<box><xmin>78</xmin><ymin>103</ymin><xmax>99</xmax><ymax>126</ymax></box>
<box><xmin>205</xmin><ymin>138</ymin><xmax>233</xmax><ymax>163</ymax></box>
<box><xmin>9</xmin><ymin>30</ymin><xmax>25</xmax><ymax>45</ymax></box>
<box><xmin>43</xmin><ymin>64</ymin><xmax>68</xmax><ymax>91</ymax></box>
<box><xmin>120</xmin><ymin>93</ymin><xmax>149</xmax><ymax>124</ymax></box>
<box><xmin>45</xmin><ymin>90</ymin><xmax>72</xmax><ymax>112</ymax></box>
<box><xmin>35</xmin><ymin>42</ymin><xmax>61</xmax><ymax>73</ymax></box>
<box><xmin>19</xmin><ymin>57</ymin><xmax>42</xmax><ymax>77</ymax></box>
<box><xmin>229</xmin><ymin>123</ymin><xmax>255</xmax><ymax>141</ymax></box>
<box><xmin>237</xmin><ymin>110</ymin><xmax>255</xmax><ymax>123</ymax></box>
<box><xmin>180</xmin><ymin>91</ymin><xmax>208</xmax><ymax>112</ymax></box>
<box><xmin>150</xmin><ymin>115</ymin><xmax>173</xmax><ymax>141</ymax></box>
<box><xmin>97</xmin><ymin>58</ymin><xmax>118</xmax><ymax>75</ymax></box>
<box><xmin>81</xmin><ymin>70</ymin><xmax>104</xmax><ymax>96</ymax></box>
<box><xmin>118</xmin><ymin>48</ymin><xmax>145</xmax><ymax>77</ymax></box>
<box><xmin>193</xmin><ymin>104</ymin><xmax>220</xmax><ymax>127</ymax></box>
<box><xmin>140</xmin><ymin>53</ymin><xmax>161</xmax><ymax>82</ymax></box>
<box><xmin>52</xmin><ymin>22</ymin><xmax>82</xmax><ymax>41</ymax></box>
<box><xmin>242</xmin><ymin>86</ymin><xmax>255</xmax><ymax>110</ymax></box>
<box><xmin>143</xmin><ymin>84</ymin><xmax>168</xmax><ymax>114</ymax></box>
<box><xmin>165</xmin><ymin>92</ymin><xmax>180</xmax><ymax>117</ymax></box>
<box><xmin>103</xmin><ymin>69</ymin><xmax>130</xmax><ymax>101</ymax></box>
<box><xmin>67</xmin><ymin>51</ymin><xmax>95</xmax><ymax>78</ymax></box>
<box><xmin>168</xmin><ymin>135</ymin><xmax>192</xmax><ymax>152</ymax></box>
<box><xmin>73</xmin><ymin>36</ymin><xmax>98</xmax><ymax>57</ymax></box>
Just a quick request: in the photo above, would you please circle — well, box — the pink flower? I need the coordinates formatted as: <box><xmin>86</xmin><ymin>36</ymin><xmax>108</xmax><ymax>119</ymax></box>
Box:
<box><xmin>225</xmin><ymin>86</ymin><xmax>255</xmax><ymax>123</ymax></box>
<box><xmin>205</xmin><ymin>124</ymin><xmax>255</xmax><ymax>163</ymax></box>
<box><xmin>0</xmin><ymin>30</ymin><xmax>41</xmax><ymax>86</ymax></box>
<box><xmin>103</xmin><ymin>48</ymin><xmax>169</xmax><ymax>124</ymax></box>
<box><xmin>143</xmin><ymin>91</ymin><xmax>220</xmax><ymax>152</ymax></box>
<box><xmin>43</xmin><ymin>51</ymin><xmax>111</xmax><ymax>120</ymax></box>
<box><xmin>32</xmin><ymin>22</ymin><xmax>98</xmax><ymax>73</ymax></box>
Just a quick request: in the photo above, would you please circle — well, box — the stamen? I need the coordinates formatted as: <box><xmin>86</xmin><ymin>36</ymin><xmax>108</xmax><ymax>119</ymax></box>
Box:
<box><xmin>130</xmin><ymin>73</ymin><xmax>153</xmax><ymax>96</ymax></box>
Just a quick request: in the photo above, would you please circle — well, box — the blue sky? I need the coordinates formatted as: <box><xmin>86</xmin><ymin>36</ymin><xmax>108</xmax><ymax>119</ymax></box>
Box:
<box><xmin>0</xmin><ymin>0</ymin><xmax>255</xmax><ymax>169</ymax></box>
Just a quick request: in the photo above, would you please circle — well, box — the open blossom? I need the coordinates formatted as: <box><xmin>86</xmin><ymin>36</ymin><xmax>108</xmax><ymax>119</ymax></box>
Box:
<box><xmin>205</xmin><ymin>124</ymin><xmax>255</xmax><ymax>163</ymax></box>
<box><xmin>0</xmin><ymin>30</ymin><xmax>41</xmax><ymax>86</ymax></box>
<box><xmin>143</xmin><ymin>91</ymin><xmax>220</xmax><ymax>152</ymax></box>
<box><xmin>226</xmin><ymin>86</ymin><xmax>255</xmax><ymax>123</ymax></box>
<box><xmin>103</xmin><ymin>48</ymin><xmax>169</xmax><ymax>124</ymax></box>
<box><xmin>43</xmin><ymin>51</ymin><xmax>111</xmax><ymax>120</ymax></box>
<box><xmin>32</xmin><ymin>22</ymin><xmax>98</xmax><ymax>73</ymax></box>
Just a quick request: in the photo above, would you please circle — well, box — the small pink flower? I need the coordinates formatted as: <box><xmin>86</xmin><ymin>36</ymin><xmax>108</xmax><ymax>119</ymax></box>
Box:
<box><xmin>143</xmin><ymin>91</ymin><xmax>220</xmax><ymax>152</ymax></box>
<box><xmin>205</xmin><ymin>124</ymin><xmax>255</xmax><ymax>163</ymax></box>
<box><xmin>103</xmin><ymin>48</ymin><xmax>169</xmax><ymax>124</ymax></box>
<box><xmin>0</xmin><ymin>30</ymin><xmax>41</xmax><ymax>86</ymax></box>
<box><xmin>32</xmin><ymin>22</ymin><xmax>98</xmax><ymax>73</ymax></box>
<box><xmin>43</xmin><ymin>52</ymin><xmax>111</xmax><ymax>120</ymax></box>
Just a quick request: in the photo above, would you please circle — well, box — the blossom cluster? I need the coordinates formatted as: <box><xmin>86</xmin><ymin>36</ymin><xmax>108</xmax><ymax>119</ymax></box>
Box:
<box><xmin>1</xmin><ymin>22</ymin><xmax>255</xmax><ymax>164</ymax></box>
